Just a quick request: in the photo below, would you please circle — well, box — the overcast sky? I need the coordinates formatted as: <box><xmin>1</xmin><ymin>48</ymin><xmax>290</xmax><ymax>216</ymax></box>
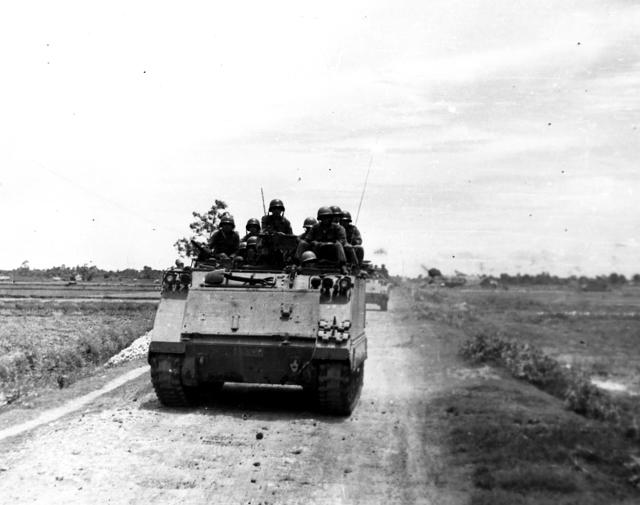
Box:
<box><xmin>1</xmin><ymin>0</ymin><xmax>638</xmax><ymax>277</ymax></box>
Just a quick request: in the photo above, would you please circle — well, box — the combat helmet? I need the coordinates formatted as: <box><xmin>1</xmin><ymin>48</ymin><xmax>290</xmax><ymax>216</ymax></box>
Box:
<box><xmin>341</xmin><ymin>211</ymin><xmax>352</xmax><ymax>223</ymax></box>
<box><xmin>246</xmin><ymin>218</ymin><xmax>261</xmax><ymax>231</ymax></box>
<box><xmin>317</xmin><ymin>206</ymin><xmax>333</xmax><ymax>219</ymax></box>
<box><xmin>220</xmin><ymin>214</ymin><xmax>235</xmax><ymax>227</ymax></box>
<box><xmin>269</xmin><ymin>199</ymin><xmax>285</xmax><ymax>212</ymax></box>
<box><xmin>303</xmin><ymin>216</ymin><xmax>318</xmax><ymax>228</ymax></box>
<box><xmin>301</xmin><ymin>251</ymin><xmax>317</xmax><ymax>264</ymax></box>
<box><xmin>330</xmin><ymin>205</ymin><xmax>343</xmax><ymax>217</ymax></box>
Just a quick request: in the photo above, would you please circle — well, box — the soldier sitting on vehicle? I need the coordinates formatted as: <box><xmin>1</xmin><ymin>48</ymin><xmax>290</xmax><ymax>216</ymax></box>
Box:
<box><xmin>244</xmin><ymin>236</ymin><xmax>260</xmax><ymax>265</ymax></box>
<box><xmin>340</xmin><ymin>210</ymin><xmax>364</xmax><ymax>266</ymax></box>
<box><xmin>258</xmin><ymin>199</ymin><xmax>296</xmax><ymax>266</ymax></box>
<box><xmin>261</xmin><ymin>199</ymin><xmax>293</xmax><ymax>234</ymax></box>
<box><xmin>208</xmin><ymin>214</ymin><xmax>240</xmax><ymax>261</ymax></box>
<box><xmin>296</xmin><ymin>206</ymin><xmax>347</xmax><ymax>272</ymax></box>
<box><xmin>234</xmin><ymin>236</ymin><xmax>262</xmax><ymax>268</ymax></box>
<box><xmin>241</xmin><ymin>218</ymin><xmax>261</xmax><ymax>242</ymax></box>
<box><xmin>299</xmin><ymin>217</ymin><xmax>318</xmax><ymax>240</ymax></box>
<box><xmin>233</xmin><ymin>241</ymin><xmax>247</xmax><ymax>268</ymax></box>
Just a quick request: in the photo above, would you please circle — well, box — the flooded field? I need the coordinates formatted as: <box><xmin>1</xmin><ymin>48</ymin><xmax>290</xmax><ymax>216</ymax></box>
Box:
<box><xmin>411</xmin><ymin>285</ymin><xmax>640</xmax><ymax>396</ymax></box>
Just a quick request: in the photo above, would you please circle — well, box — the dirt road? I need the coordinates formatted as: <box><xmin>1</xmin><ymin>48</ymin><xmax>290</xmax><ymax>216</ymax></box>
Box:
<box><xmin>0</xmin><ymin>293</ymin><xmax>473</xmax><ymax>505</ymax></box>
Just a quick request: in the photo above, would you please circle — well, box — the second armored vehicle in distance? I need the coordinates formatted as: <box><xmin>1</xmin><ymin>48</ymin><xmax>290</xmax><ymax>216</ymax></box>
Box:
<box><xmin>365</xmin><ymin>263</ymin><xmax>392</xmax><ymax>311</ymax></box>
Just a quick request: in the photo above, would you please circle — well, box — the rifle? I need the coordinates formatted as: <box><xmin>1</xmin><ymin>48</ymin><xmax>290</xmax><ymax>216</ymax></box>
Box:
<box><xmin>224</xmin><ymin>273</ymin><xmax>276</xmax><ymax>287</ymax></box>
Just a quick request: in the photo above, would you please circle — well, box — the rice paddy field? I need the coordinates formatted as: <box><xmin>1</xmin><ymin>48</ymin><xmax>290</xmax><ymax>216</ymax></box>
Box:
<box><xmin>0</xmin><ymin>293</ymin><xmax>157</xmax><ymax>406</ymax></box>
<box><xmin>412</xmin><ymin>284</ymin><xmax>640</xmax><ymax>395</ymax></box>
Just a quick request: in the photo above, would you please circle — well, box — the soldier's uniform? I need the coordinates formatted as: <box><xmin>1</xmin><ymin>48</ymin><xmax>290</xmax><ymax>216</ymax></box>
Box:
<box><xmin>241</xmin><ymin>232</ymin><xmax>259</xmax><ymax>242</ymax></box>
<box><xmin>339</xmin><ymin>211</ymin><xmax>364</xmax><ymax>266</ymax></box>
<box><xmin>261</xmin><ymin>199</ymin><xmax>293</xmax><ymax>235</ymax></box>
<box><xmin>297</xmin><ymin>220</ymin><xmax>347</xmax><ymax>264</ymax></box>
<box><xmin>261</xmin><ymin>214</ymin><xmax>292</xmax><ymax>234</ymax></box>
<box><xmin>344</xmin><ymin>224</ymin><xmax>362</xmax><ymax>245</ymax></box>
<box><xmin>208</xmin><ymin>229</ymin><xmax>240</xmax><ymax>259</ymax></box>
<box><xmin>259</xmin><ymin>200</ymin><xmax>293</xmax><ymax>266</ymax></box>
<box><xmin>343</xmin><ymin>223</ymin><xmax>364</xmax><ymax>265</ymax></box>
<box><xmin>306</xmin><ymin>222</ymin><xmax>346</xmax><ymax>244</ymax></box>
<box><xmin>298</xmin><ymin>217</ymin><xmax>317</xmax><ymax>241</ymax></box>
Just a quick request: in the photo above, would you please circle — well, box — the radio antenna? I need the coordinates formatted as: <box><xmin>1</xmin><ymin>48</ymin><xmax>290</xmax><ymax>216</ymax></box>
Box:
<box><xmin>260</xmin><ymin>187</ymin><xmax>267</xmax><ymax>215</ymax></box>
<box><xmin>355</xmin><ymin>153</ymin><xmax>373</xmax><ymax>225</ymax></box>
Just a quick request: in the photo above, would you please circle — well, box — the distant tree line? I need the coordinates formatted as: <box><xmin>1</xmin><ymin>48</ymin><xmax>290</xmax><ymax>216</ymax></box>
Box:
<box><xmin>493</xmin><ymin>272</ymin><xmax>637</xmax><ymax>286</ymax></box>
<box><xmin>413</xmin><ymin>271</ymin><xmax>640</xmax><ymax>286</ymax></box>
<box><xmin>0</xmin><ymin>263</ymin><xmax>163</xmax><ymax>282</ymax></box>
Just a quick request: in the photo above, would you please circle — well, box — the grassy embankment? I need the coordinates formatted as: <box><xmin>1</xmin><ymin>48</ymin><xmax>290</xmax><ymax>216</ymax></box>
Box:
<box><xmin>0</xmin><ymin>300</ymin><xmax>156</xmax><ymax>406</ymax></box>
<box><xmin>413</xmin><ymin>284</ymin><xmax>640</xmax><ymax>504</ymax></box>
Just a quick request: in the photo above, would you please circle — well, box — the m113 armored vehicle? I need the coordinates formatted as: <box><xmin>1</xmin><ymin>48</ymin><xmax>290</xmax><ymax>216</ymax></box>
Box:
<box><xmin>364</xmin><ymin>263</ymin><xmax>392</xmax><ymax>311</ymax></box>
<box><xmin>148</xmin><ymin>233</ymin><xmax>366</xmax><ymax>415</ymax></box>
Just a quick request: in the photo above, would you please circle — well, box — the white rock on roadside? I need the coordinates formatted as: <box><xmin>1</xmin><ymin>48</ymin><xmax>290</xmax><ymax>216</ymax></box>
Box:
<box><xmin>106</xmin><ymin>332</ymin><xmax>152</xmax><ymax>367</ymax></box>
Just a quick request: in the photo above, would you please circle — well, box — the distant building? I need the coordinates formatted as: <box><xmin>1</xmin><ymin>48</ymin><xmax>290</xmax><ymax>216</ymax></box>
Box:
<box><xmin>0</xmin><ymin>275</ymin><xmax>11</xmax><ymax>282</ymax></box>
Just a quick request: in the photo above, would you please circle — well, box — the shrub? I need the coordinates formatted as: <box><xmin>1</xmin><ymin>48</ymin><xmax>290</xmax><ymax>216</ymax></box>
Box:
<box><xmin>460</xmin><ymin>334</ymin><xmax>623</xmax><ymax>424</ymax></box>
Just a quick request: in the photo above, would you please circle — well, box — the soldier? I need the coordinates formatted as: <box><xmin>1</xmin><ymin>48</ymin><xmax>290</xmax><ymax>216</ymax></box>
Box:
<box><xmin>340</xmin><ymin>210</ymin><xmax>364</xmax><ymax>265</ymax></box>
<box><xmin>296</xmin><ymin>206</ymin><xmax>347</xmax><ymax>271</ymax></box>
<box><xmin>299</xmin><ymin>217</ymin><xmax>317</xmax><ymax>240</ymax></box>
<box><xmin>208</xmin><ymin>214</ymin><xmax>240</xmax><ymax>261</ymax></box>
<box><xmin>241</xmin><ymin>218</ymin><xmax>261</xmax><ymax>242</ymax></box>
<box><xmin>261</xmin><ymin>198</ymin><xmax>293</xmax><ymax>234</ymax></box>
<box><xmin>233</xmin><ymin>241</ymin><xmax>247</xmax><ymax>268</ymax></box>
<box><xmin>246</xmin><ymin>236</ymin><xmax>261</xmax><ymax>264</ymax></box>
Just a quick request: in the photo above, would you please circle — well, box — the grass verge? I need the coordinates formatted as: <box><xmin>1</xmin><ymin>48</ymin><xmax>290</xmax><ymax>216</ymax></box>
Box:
<box><xmin>433</xmin><ymin>380</ymin><xmax>640</xmax><ymax>504</ymax></box>
<box><xmin>409</xmin><ymin>284</ymin><xmax>640</xmax><ymax>501</ymax></box>
<box><xmin>0</xmin><ymin>300</ymin><xmax>156</xmax><ymax>406</ymax></box>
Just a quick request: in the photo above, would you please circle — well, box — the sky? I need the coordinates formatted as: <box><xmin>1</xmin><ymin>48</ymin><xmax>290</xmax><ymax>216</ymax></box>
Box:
<box><xmin>1</xmin><ymin>0</ymin><xmax>639</xmax><ymax>277</ymax></box>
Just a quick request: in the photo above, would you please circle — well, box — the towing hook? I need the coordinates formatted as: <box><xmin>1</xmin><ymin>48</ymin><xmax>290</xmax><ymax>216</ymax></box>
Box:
<box><xmin>280</xmin><ymin>303</ymin><xmax>293</xmax><ymax>319</ymax></box>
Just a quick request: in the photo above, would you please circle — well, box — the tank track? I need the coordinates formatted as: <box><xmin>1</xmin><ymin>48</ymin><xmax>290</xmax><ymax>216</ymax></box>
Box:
<box><xmin>149</xmin><ymin>353</ymin><xmax>196</xmax><ymax>407</ymax></box>
<box><xmin>317</xmin><ymin>361</ymin><xmax>364</xmax><ymax>415</ymax></box>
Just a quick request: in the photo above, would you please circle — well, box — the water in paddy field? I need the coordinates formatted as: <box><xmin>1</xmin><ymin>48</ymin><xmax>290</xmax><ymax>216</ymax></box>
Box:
<box><xmin>591</xmin><ymin>378</ymin><xmax>638</xmax><ymax>396</ymax></box>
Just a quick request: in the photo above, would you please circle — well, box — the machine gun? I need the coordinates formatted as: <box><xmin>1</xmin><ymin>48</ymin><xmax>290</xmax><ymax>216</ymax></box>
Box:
<box><xmin>190</xmin><ymin>239</ymin><xmax>213</xmax><ymax>258</ymax></box>
<box><xmin>257</xmin><ymin>232</ymin><xmax>299</xmax><ymax>251</ymax></box>
<box><xmin>254</xmin><ymin>232</ymin><xmax>299</xmax><ymax>268</ymax></box>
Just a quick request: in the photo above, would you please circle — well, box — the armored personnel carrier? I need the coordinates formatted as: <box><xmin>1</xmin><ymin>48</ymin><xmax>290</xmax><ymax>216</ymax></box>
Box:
<box><xmin>148</xmin><ymin>233</ymin><xmax>366</xmax><ymax>415</ymax></box>
<box><xmin>365</xmin><ymin>263</ymin><xmax>392</xmax><ymax>311</ymax></box>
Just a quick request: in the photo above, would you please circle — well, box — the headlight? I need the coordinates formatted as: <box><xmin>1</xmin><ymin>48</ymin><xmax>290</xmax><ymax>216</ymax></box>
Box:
<box><xmin>321</xmin><ymin>277</ymin><xmax>334</xmax><ymax>289</ymax></box>
<box><xmin>339</xmin><ymin>277</ymin><xmax>351</xmax><ymax>290</ymax></box>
